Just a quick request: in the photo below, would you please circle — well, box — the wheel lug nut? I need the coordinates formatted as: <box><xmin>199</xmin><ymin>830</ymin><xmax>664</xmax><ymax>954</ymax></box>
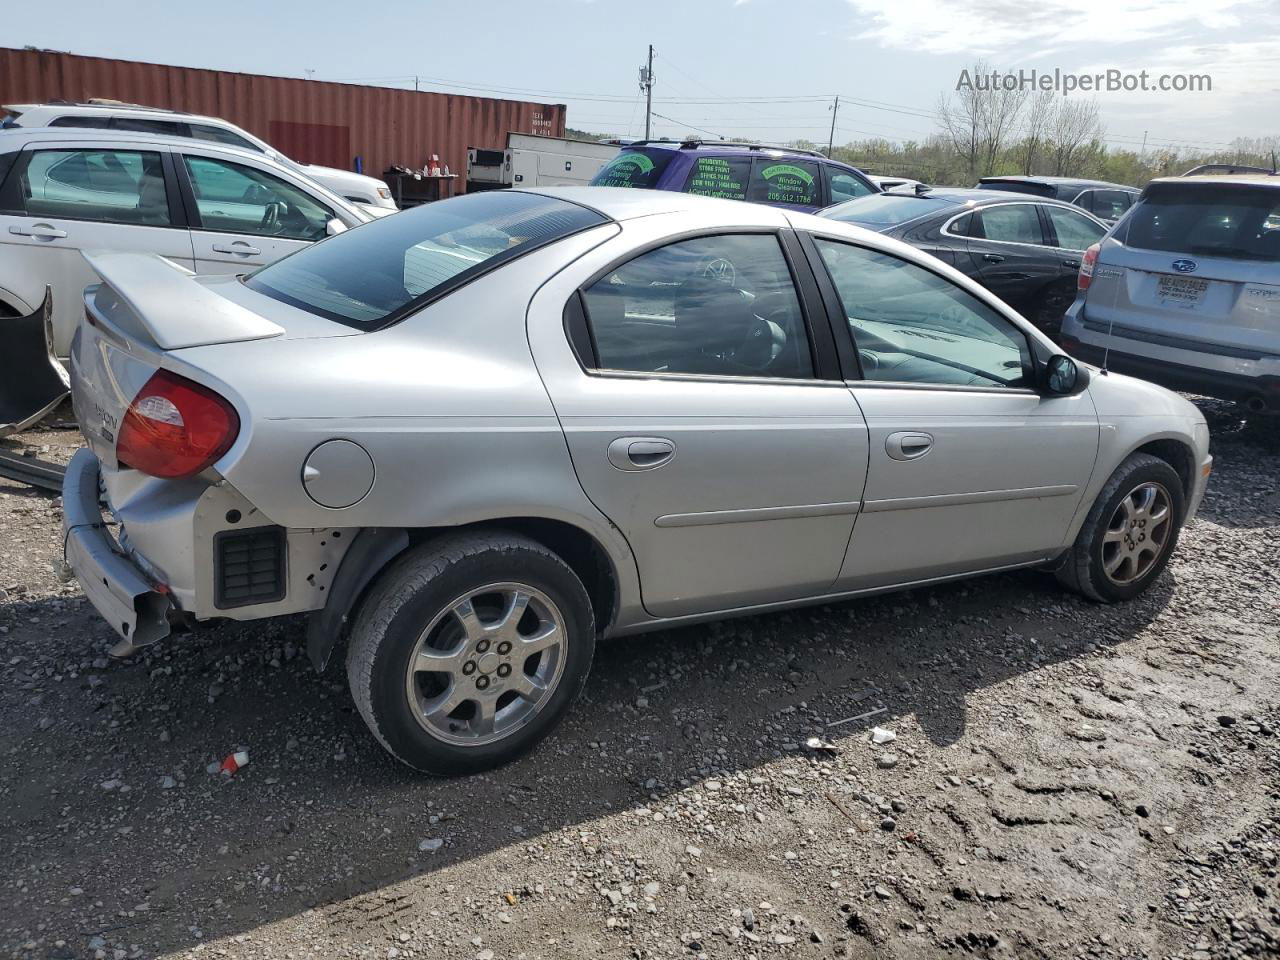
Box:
<box><xmin>462</xmin><ymin>661</ymin><xmax>476</xmax><ymax>675</ymax></box>
<box><xmin>497</xmin><ymin>641</ymin><xmax>512</xmax><ymax>655</ymax></box>
<box><xmin>476</xmin><ymin>675</ymin><xmax>489</xmax><ymax>690</ymax></box>
<box><xmin>497</xmin><ymin>663</ymin><xmax>512</xmax><ymax>678</ymax></box>
<box><xmin>476</xmin><ymin>640</ymin><xmax>490</xmax><ymax>653</ymax></box>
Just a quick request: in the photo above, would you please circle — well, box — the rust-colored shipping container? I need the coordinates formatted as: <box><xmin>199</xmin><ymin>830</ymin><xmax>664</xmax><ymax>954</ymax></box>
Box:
<box><xmin>0</xmin><ymin>47</ymin><xmax>566</xmax><ymax>191</ymax></box>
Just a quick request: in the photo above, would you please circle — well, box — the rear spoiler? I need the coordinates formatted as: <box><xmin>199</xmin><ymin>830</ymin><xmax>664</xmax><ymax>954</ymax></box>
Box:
<box><xmin>81</xmin><ymin>251</ymin><xmax>284</xmax><ymax>350</ymax></box>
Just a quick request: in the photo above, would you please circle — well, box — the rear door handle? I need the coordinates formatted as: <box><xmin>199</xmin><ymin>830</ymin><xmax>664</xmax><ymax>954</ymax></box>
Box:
<box><xmin>607</xmin><ymin>436</ymin><xmax>675</xmax><ymax>471</ymax></box>
<box><xmin>1063</xmin><ymin>259</ymin><xmax>1080</xmax><ymax>269</ymax></box>
<box><xmin>212</xmin><ymin>241</ymin><xmax>262</xmax><ymax>256</ymax></box>
<box><xmin>982</xmin><ymin>253</ymin><xmax>1005</xmax><ymax>263</ymax></box>
<box><xmin>10</xmin><ymin>223</ymin><xmax>67</xmax><ymax>240</ymax></box>
<box><xmin>886</xmin><ymin>431</ymin><xmax>934</xmax><ymax>461</ymax></box>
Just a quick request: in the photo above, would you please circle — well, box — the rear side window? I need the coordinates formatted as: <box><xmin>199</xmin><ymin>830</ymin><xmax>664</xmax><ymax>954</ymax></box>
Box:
<box><xmin>189</xmin><ymin>123</ymin><xmax>261</xmax><ymax>151</ymax></box>
<box><xmin>1123</xmin><ymin>184</ymin><xmax>1280</xmax><ymax>262</ymax></box>
<box><xmin>683</xmin><ymin>156</ymin><xmax>750</xmax><ymax>201</ymax></box>
<box><xmin>590</xmin><ymin>148</ymin><xmax>676</xmax><ymax>188</ymax></box>
<box><xmin>749</xmin><ymin>160</ymin><xmax>820</xmax><ymax>206</ymax></box>
<box><xmin>112</xmin><ymin>117</ymin><xmax>192</xmax><ymax>138</ymax></box>
<box><xmin>976</xmin><ymin>205</ymin><xmax>1046</xmax><ymax>245</ymax></box>
<box><xmin>48</xmin><ymin>115</ymin><xmax>112</xmax><ymax>130</ymax></box>
<box><xmin>580</xmin><ymin>234</ymin><xmax>814</xmax><ymax>379</ymax></box>
<box><xmin>0</xmin><ymin>148</ymin><xmax>172</xmax><ymax>226</ymax></box>
<box><xmin>246</xmin><ymin>191</ymin><xmax>607</xmax><ymax>328</ymax></box>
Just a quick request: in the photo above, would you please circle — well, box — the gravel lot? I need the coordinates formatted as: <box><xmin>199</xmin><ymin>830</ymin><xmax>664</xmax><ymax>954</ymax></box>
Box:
<box><xmin>1</xmin><ymin>400</ymin><xmax>1277</xmax><ymax>960</ymax></box>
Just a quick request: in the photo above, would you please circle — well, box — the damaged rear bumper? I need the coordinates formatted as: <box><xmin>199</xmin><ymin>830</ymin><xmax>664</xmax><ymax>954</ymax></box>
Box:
<box><xmin>62</xmin><ymin>448</ymin><xmax>171</xmax><ymax>655</ymax></box>
<box><xmin>0</xmin><ymin>288</ymin><xmax>69</xmax><ymax>437</ymax></box>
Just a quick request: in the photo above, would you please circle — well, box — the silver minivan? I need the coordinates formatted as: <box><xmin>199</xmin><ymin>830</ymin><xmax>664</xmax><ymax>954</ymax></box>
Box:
<box><xmin>1061</xmin><ymin>175</ymin><xmax>1280</xmax><ymax>413</ymax></box>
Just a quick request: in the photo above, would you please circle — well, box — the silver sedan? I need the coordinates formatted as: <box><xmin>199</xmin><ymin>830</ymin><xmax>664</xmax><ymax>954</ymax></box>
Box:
<box><xmin>62</xmin><ymin>187</ymin><xmax>1212</xmax><ymax>774</ymax></box>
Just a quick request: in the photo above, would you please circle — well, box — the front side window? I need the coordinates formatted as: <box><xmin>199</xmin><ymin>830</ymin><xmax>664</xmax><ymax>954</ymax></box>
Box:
<box><xmin>828</xmin><ymin>169</ymin><xmax>874</xmax><ymax>204</ymax></box>
<box><xmin>0</xmin><ymin>148</ymin><xmax>171</xmax><ymax>225</ymax></box>
<box><xmin>246</xmin><ymin>190</ymin><xmax>606</xmax><ymax>328</ymax></box>
<box><xmin>1046</xmin><ymin>205</ymin><xmax>1106</xmax><ymax>250</ymax></box>
<box><xmin>581</xmin><ymin>234</ymin><xmax>814</xmax><ymax>379</ymax></box>
<box><xmin>683</xmin><ymin>156</ymin><xmax>750</xmax><ymax>201</ymax></box>
<box><xmin>976</xmin><ymin>204</ymin><xmax>1046</xmax><ymax>245</ymax></box>
<box><xmin>748</xmin><ymin>159</ymin><xmax>820</xmax><ymax>206</ymax></box>
<box><xmin>814</xmin><ymin>238</ymin><xmax>1031</xmax><ymax>388</ymax></box>
<box><xmin>183</xmin><ymin>155</ymin><xmax>333</xmax><ymax>241</ymax></box>
<box><xmin>590</xmin><ymin>148</ymin><xmax>676</xmax><ymax>189</ymax></box>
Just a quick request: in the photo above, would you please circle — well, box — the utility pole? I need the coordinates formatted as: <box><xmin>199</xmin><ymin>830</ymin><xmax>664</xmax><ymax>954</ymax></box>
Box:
<box><xmin>414</xmin><ymin>76</ymin><xmax>419</xmax><ymax>92</ymax></box>
<box><xmin>1140</xmin><ymin>129</ymin><xmax>1148</xmax><ymax>158</ymax></box>
<box><xmin>827</xmin><ymin>95</ymin><xmax>839</xmax><ymax>157</ymax></box>
<box><xmin>639</xmin><ymin>45</ymin><xmax>655</xmax><ymax>140</ymax></box>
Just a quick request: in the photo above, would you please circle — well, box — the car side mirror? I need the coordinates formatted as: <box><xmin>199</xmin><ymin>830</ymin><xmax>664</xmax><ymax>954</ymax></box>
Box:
<box><xmin>1042</xmin><ymin>354</ymin><xmax>1089</xmax><ymax>396</ymax></box>
<box><xmin>325</xmin><ymin>218</ymin><xmax>347</xmax><ymax>237</ymax></box>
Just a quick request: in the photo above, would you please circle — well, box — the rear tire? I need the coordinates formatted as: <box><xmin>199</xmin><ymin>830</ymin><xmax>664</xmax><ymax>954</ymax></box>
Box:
<box><xmin>1031</xmin><ymin>281</ymin><xmax>1076</xmax><ymax>339</ymax></box>
<box><xmin>346</xmin><ymin>531</ymin><xmax>596</xmax><ymax>775</ymax></box>
<box><xmin>1055</xmin><ymin>453</ymin><xmax>1185</xmax><ymax>603</ymax></box>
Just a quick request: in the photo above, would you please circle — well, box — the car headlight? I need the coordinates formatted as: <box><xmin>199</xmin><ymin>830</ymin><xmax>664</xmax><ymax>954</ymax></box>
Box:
<box><xmin>377</xmin><ymin>187</ymin><xmax>391</xmax><ymax>200</ymax></box>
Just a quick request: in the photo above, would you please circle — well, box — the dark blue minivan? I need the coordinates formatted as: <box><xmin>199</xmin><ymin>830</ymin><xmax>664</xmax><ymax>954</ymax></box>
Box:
<box><xmin>589</xmin><ymin>140</ymin><xmax>879</xmax><ymax>212</ymax></box>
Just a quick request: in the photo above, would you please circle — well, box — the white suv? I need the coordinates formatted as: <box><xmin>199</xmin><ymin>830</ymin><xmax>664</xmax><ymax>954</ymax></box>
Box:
<box><xmin>3</xmin><ymin>102</ymin><xmax>397</xmax><ymax>215</ymax></box>
<box><xmin>0</xmin><ymin>127</ymin><xmax>372</xmax><ymax>355</ymax></box>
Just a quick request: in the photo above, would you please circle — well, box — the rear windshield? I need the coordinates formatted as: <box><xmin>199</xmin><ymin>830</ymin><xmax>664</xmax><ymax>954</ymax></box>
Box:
<box><xmin>245</xmin><ymin>191</ymin><xmax>607</xmax><ymax>328</ymax></box>
<box><xmin>590</xmin><ymin>148</ymin><xmax>676</xmax><ymax>188</ymax></box>
<box><xmin>978</xmin><ymin>180</ymin><xmax>1055</xmax><ymax>198</ymax></box>
<box><xmin>1123</xmin><ymin>183</ymin><xmax>1280</xmax><ymax>262</ymax></box>
<box><xmin>821</xmin><ymin>193</ymin><xmax>954</xmax><ymax>227</ymax></box>
<box><xmin>0</xmin><ymin>110</ymin><xmax>21</xmax><ymax>129</ymax></box>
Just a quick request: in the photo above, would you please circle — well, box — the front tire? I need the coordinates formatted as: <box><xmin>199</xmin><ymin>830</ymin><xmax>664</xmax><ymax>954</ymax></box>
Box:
<box><xmin>1055</xmin><ymin>453</ymin><xmax>1185</xmax><ymax>603</ymax></box>
<box><xmin>346</xmin><ymin>531</ymin><xmax>596</xmax><ymax>775</ymax></box>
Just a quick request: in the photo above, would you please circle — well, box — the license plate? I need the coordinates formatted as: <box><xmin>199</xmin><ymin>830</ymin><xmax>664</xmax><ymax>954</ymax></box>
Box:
<box><xmin>1156</xmin><ymin>274</ymin><xmax>1208</xmax><ymax>308</ymax></box>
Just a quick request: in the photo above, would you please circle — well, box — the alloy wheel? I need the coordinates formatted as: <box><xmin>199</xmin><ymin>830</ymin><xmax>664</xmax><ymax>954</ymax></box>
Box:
<box><xmin>1101</xmin><ymin>481</ymin><xmax>1173</xmax><ymax>585</ymax></box>
<box><xmin>404</xmin><ymin>582</ymin><xmax>566</xmax><ymax>746</ymax></box>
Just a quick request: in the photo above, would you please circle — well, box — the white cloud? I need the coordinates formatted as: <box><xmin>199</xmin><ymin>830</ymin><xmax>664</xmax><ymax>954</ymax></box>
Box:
<box><xmin>844</xmin><ymin>0</ymin><xmax>1278</xmax><ymax>143</ymax></box>
<box><xmin>846</xmin><ymin>0</ymin><xmax>1264</xmax><ymax>56</ymax></box>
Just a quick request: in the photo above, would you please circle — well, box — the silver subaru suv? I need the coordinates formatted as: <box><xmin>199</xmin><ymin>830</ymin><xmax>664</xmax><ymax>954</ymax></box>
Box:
<box><xmin>1062</xmin><ymin>174</ymin><xmax>1280</xmax><ymax>414</ymax></box>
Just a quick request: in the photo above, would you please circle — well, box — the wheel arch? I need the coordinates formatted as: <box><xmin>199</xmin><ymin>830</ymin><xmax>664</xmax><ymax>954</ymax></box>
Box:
<box><xmin>306</xmin><ymin>516</ymin><xmax>622</xmax><ymax>673</ymax></box>
<box><xmin>1129</xmin><ymin>437</ymin><xmax>1195</xmax><ymax>516</ymax></box>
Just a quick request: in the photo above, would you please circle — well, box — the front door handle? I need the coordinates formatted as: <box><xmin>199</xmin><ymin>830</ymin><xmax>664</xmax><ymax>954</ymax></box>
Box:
<box><xmin>607</xmin><ymin>436</ymin><xmax>675</xmax><ymax>471</ymax></box>
<box><xmin>10</xmin><ymin>223</ymin><xmax>68</xmax><ymax>240</ymax></box>
<box><xmin>212</xmin><ymin>241</ymin><xmax>262</xmax><ymax>256</ymax></box>
<box><xmin>886</xmin><ymin>431</ymin><xmax>934</xmax><ymax>461</ymax></box>
<box><xmin>982</xmin><ymin>253</ymin><xmax>1005</xmax><ymax>264</ymax></box>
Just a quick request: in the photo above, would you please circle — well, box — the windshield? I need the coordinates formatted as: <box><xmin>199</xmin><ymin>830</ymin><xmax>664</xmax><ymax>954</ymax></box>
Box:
<box><xmin>590</xmin><ymin>148</ymin><xmax>676</xmax><ymax>188</ymax></box>
<box><xmin>821</xmin><ymin>193</ymin><xmax>953</xmax><ymax>227</ymax></box>
<box><xmin>245</xmin><ymin>191</ymin><xmax>607</xmax><ymax>327</ymax></box>
<box><xmin>1122</xmin><ymin>184</ymin><xmax>1280</xmax><ymax>262</ymax></box>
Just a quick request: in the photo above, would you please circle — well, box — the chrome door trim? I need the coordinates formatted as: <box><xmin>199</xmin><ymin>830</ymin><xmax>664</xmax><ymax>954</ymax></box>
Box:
<box><xmin>862</xmin><ymin>483</ymin><xmax>1078</xmax><ymax>514</ymax></box>
<box><xmin>847</xmin><ymin>380</ymin><xmax>1040</xmax><ymax>396</ymax></box>
<box><xmin>654</xmin><ymin>499</ymin><xmax>863</xmax><ymax>528</ymax></box>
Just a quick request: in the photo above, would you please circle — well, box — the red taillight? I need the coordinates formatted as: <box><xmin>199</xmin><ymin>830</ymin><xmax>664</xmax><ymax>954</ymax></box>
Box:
<box><xmin>1077</xmin><ymin>243</ymin><xmax>1100</xmax><ymax>291</ymax></box>
<box><xmin>116</xmin><ymin>370</ymin><xmax>239</xmax><ymax>478</ymax></box>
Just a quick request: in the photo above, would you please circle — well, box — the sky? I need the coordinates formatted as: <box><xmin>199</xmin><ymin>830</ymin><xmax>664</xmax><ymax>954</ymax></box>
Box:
<box><xmin>6</xmin><ymin>0</ymin><xmax>1278</xmax><ymax>155</ymax></box>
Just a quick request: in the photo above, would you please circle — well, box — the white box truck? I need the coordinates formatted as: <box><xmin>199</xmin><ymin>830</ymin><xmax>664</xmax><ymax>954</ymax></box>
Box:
<box><xmin>467</xmin><ymin>133</ymin><xmax>619</xmax><ymax>191</ymax></box>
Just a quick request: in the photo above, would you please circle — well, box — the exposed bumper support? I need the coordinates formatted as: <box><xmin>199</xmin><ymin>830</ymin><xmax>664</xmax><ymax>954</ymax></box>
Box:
<box><xmin>62</xmin><ymin>448</ymin><xmax>172</xmax><ymax>656</ymax></box>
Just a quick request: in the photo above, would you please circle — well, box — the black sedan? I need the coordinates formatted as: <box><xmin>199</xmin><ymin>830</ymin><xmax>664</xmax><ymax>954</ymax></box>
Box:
<box><xmin>820</xmin><ymin>188</ymin><xmax>1109</xmax><ymax>336</ymax></box>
